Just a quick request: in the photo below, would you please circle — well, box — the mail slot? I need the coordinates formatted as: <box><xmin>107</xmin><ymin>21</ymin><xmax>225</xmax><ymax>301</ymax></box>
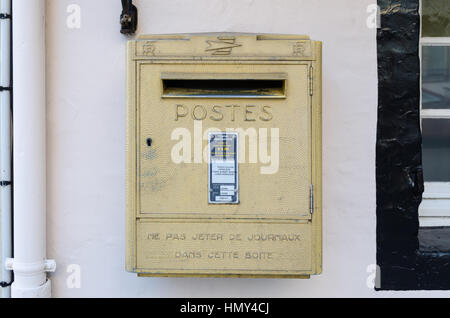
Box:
<box><xmin>126</xmin><ymin>33</ymin><xmax>322</xmax><ymax>278</ymax></box>
<box><xmin>161</xmin><ymin>73</ymin><xmax>287</xmax><ymax>98</ymax></box>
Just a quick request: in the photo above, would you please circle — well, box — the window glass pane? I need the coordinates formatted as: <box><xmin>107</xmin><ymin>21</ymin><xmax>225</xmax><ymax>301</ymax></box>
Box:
<box><xmin>422</xmin><ymin>119</ymin><xmax>450</xmax><ymax>182</ymax></box>
<box><xmin>422</xmin><ymin>0</ymin><xmax>450</xmax><ymax>37</ymax></box>
<box><xmin>422</xmin><ymin>46</ymin><xmax>450</xmax><ymax>109</ymax></box>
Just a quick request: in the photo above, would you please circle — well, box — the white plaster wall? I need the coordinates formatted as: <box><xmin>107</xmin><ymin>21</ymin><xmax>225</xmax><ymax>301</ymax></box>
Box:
<box><xmin>45</xmin><ymin>0</ymin><xmax>448</xmax><ymax>298</ymax></box>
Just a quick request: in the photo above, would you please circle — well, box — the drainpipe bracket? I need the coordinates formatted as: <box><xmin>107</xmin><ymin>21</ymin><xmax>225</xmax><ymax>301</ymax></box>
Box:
<box><xmin>44</xmin><ymin>260</ymin><xmax>57</xmax><ymax>273</ymax></box>
<box><xmin>5</xmin><ymin>258</ymin><xmax>57</xmax><ymax>273</ymax></box>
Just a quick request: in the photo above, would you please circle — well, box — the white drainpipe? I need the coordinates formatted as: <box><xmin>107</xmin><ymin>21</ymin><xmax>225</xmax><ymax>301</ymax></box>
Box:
<box><xmin>0</xmin><ymin>0</ymin><xmax>12</xmax><ymax>299</ymax></box>
<box><xmin>5</xmin><ymin>0</ymin><xmax>55</xmax><ymax>298</ymax></box>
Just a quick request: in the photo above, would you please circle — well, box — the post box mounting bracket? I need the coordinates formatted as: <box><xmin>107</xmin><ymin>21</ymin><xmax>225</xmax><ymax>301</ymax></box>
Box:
<box><xmin>120</xmin><ymin>0</ymin><xmax>138</xmax><ymax>35</ymax></box>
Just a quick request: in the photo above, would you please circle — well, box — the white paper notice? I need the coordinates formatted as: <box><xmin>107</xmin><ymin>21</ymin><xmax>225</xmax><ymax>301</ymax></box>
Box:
<box><xmin>211</xmin><ymin>160</ymin><xmax>236</xmax><ymax>184</ymax></box>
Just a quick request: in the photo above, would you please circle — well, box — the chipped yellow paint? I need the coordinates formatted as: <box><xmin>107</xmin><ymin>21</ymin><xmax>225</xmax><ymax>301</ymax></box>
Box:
<box><xmin>126</xmin><ymin>34</ymin><xmax>322</xmax><ymax>278</ymax></box>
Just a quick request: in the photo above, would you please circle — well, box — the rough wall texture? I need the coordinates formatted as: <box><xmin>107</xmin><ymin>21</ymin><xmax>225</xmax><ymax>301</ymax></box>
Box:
<box><xmin>377</xmin><ymin>0</ymin><xmax>450</xmax><ymax>290</ymax></box>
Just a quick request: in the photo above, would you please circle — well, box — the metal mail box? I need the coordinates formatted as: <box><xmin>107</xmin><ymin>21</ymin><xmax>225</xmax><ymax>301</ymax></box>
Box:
<box><xmin>126</xmin><ymin>33</ymin><xmax>322</xmax><ymax>278</ymax></box>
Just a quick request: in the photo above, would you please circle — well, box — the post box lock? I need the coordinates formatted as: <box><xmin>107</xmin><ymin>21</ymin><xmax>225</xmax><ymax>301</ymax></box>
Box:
<box><xmin>126</xmin><ymin>33</ymin><xmax>322</xmax><ymax>279</ymax></box>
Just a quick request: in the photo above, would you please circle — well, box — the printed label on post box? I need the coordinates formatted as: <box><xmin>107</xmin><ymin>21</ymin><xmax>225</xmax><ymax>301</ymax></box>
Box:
<box><xmin>209</xmin><ymin>132</ymin><xmax>239</xmax><ymax>204</ymax></box>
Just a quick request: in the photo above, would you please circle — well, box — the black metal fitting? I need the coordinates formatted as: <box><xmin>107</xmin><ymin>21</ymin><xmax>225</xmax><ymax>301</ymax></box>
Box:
<box><xmin>120</xmin><ymin>0</ymin><xmax>138</xmax><ymax>35</ymax></box>
<box><xmin>0</xmin><ymin>281</ymin><xmax>12</xmax><ymax>288</ymax></box>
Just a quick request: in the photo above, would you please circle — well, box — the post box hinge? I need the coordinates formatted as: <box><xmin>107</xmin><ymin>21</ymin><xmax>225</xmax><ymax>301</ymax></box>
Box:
<box><xmin>310</xmin><ymin>184</ymin><xmax>314</xmax><ymax>215</ymax></box>
<box><xmin>309</xmin><ymin>66</ymin><xmax>314</xmax><ymax>96</ymax></box>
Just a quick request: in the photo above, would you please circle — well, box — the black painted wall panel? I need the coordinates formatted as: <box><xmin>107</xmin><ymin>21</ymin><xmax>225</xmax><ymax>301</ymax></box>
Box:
<box><xmin>377</xmin><ymin>0</ymin><xmax>450</xmax><ymax>290</ymax></box>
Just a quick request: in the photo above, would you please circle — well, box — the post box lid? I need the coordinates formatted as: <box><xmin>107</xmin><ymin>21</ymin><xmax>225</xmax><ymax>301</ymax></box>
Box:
<box><xmin>131</xmin><ymin>33</ymin><xmax>318</xmax><ymax>61</ymax></box>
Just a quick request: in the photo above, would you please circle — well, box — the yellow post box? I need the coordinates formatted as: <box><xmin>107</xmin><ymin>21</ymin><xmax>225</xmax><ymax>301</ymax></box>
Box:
<box><xmin>126</xmin><ymin>33</ymin><xmax>322</xmax><ymax>278</ymax></box>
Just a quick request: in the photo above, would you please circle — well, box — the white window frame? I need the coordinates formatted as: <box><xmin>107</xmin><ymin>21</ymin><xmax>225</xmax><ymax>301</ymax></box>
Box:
<box><xmin>419</xmin><ymin>1</ymin><xmax>450</xmax><ymax>227</ymax></box>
